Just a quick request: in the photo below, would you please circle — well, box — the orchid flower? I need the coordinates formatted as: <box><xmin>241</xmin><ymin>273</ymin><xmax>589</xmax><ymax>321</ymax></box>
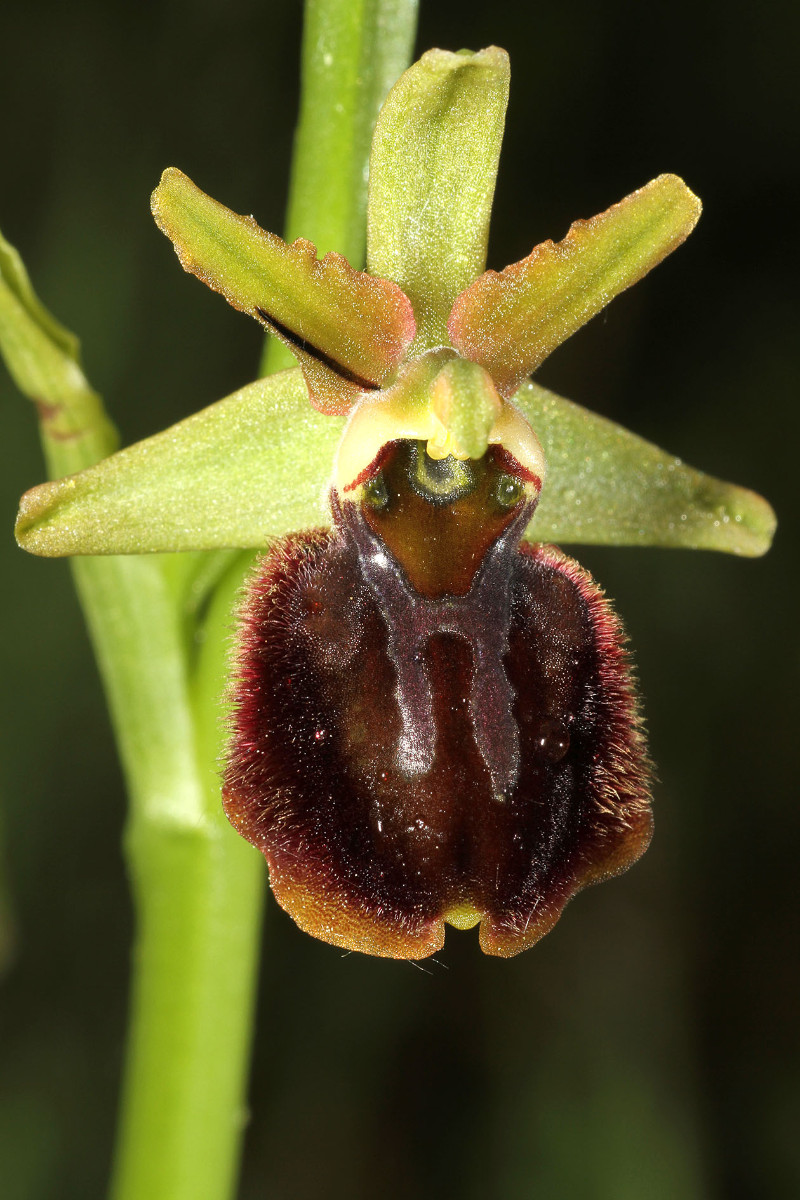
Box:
<box><xmin>13</xmin><ymin>47</ymin><xmax>775</xmax><ymax>958</ymax></box>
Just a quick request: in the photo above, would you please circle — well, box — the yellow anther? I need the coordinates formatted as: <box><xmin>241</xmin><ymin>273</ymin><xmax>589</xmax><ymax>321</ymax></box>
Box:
<box><xmin>425</xmin><ymin>417</ymin><xmax>451</xmax><ymax>459</ymax></box>
<box><xmin>425</xmin><ymin>419</ymin><xmax>471</xmax><ymax>461</ymax></box>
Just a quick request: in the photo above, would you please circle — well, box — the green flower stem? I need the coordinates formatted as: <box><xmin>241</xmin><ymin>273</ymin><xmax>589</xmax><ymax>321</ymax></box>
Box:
<box><xmin>109</xmin><ymin>565</ymin><xmax>264</xmax><ymax>1200</ymax></box>
<box><xmin>262</xmin><ymin>0</ymin><xmax>418</xmax><ymax>374</ymax></box>
<box><xmin>2</xmin><ymin>221</ymin><xmax>255</xmax><ymax>1196</ymax></box>
<box><xmin>113</xmin><ymin>3</ymin><xmax>419</xmax><ymax>1198</ymax></box>
<box><xmin>2</xmin><ymin>1</ymin><xmax>418</xmax><ymax>1196</ymax></box>
<box><xmin>107</xmin><ymin>555</ymin><xmax>262</xmax><ymax>1200</ymax></box>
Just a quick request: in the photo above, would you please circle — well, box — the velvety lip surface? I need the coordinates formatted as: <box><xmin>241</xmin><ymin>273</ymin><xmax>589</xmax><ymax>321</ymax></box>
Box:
<box><xmin>223</xmin><ymin>505</ymin><xmax>651</xmax><ymax>959</ymax></box>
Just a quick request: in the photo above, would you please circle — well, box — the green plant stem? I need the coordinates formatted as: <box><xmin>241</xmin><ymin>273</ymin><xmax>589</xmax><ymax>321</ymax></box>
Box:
<box><xmin>262</xmin><ymin>0</ymin><xmax>418</xmax><ymax>374</ymax></box>
<box><xmin>0</xmin><ymin>234</ymin><xmax>256</xmax><ymax>1195</ymax></box>
<box><xmin>112</xmin><ymin>2</ymin><xmax>419</xmax><ymax>1199</ymax></box>
<box><xmin>5</xmin><ymin>310</ymin><xmax>267</xmax><ymax>1197</ymax></box>
<box><xmin>102</xmin><ymin>553</ymin><xmax>265</xmax><ymax>1200</ymax></box>
<box><xmin>1</xmin><ymin>1</ymin><xmax>418</xmax><ymax>1195</ymax></box>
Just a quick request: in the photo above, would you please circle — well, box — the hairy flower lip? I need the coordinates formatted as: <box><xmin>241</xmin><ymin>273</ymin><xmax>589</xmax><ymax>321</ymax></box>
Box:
<box><xmin>223</xmin><ymin>508</ymin><xmax>653</xmax><ymax>959</ymax></box>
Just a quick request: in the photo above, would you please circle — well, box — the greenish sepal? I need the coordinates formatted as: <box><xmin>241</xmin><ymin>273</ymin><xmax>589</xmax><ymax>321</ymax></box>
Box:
<box><xmin>17</xmin><ymin>369</ymin><xmax>775</xmax><ymax>560</ymax></box>
<box><xmin>367</xmin><ymin>46</ymin><xmax>509</xmax><ymax>352</ymax></box>
<box><xmin>450</xmin><ymin>175</ymin><xmax>702</xmax><ymax>397</ymax></box>
<box><xmin>518</xmin><ymin>381</ymin><xmax>776</xmax><ymax>556</ymax></box>
<box><xmin>16</xmin><ymin>369</ymin><xmax>345</xmax><ymax>556</ymax></box>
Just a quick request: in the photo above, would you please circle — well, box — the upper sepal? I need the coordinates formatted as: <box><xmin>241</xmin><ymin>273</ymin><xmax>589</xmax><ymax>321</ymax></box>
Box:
<box><xmin>151</xmin><ymin>168</ymin><xmax>415</xmax><ymax>413</ymax></box>
<box><xmin>449</xmin><ymin>174</ymin><xmax>702</xmax><ymax>396</ymax></box>
<box><xmin>367</xmin><ymin>47</ymin><xmax>509</xmax><ymax>352</ymax></box>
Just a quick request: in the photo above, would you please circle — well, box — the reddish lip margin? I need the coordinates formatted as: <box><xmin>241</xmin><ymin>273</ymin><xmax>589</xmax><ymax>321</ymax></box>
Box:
<box><xmin>490</xmin><ymin>444</ymin><xmax>541</xmax><ymax>489</ymax></box>
<box><xmin>342</xmin><ymin>440</ymin><xmax>399</xmax><ymax>492</ymax></box>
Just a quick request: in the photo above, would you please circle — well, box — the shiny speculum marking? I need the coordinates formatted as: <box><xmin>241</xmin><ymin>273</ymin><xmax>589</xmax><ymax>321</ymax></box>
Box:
<box><xmin>338</xmin><ymin>490</ymin><xmax>530</xmax><ymax>798</ymax></box>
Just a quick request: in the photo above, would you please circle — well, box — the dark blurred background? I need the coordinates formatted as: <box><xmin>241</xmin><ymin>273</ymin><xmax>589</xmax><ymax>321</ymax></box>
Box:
<box><xmin>1</xmin><ymin>1</ymin><xmax>797</xmax><ymax>1197</ymax></box>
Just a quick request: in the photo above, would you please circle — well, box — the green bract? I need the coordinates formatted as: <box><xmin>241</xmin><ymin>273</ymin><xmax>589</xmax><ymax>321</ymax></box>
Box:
<box><xmin>10</xmin><ymin>47</ymin><xmax>775</xmax><ymax>560</ymax></box>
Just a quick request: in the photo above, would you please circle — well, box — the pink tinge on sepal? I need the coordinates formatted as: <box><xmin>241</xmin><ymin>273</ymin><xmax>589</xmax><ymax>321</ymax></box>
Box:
<box><xmin>448</xmin><ymin>175</ymin><xmax>701</xmax><ymax>398</ymax></box>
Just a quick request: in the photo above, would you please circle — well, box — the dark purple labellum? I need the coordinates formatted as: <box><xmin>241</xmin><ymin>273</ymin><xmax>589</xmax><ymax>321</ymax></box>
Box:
<box><xmin>224</xmin><ymin>442</ymin><xmax>652</xmax><ymax>958</ymax></box>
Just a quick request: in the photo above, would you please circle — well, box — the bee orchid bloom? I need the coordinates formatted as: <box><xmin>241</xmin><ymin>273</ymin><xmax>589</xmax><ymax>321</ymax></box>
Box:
<box><xmin>14</xmin><ymin>48</ymin><xmax>776</xmax><ymax>958</ymax></box>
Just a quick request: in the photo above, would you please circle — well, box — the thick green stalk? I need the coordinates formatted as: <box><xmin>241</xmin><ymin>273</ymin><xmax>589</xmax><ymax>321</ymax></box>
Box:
<box><xmin>2</xmin><ymin>215</ymin><xmax>255</xmax><ymax>1198</ymax></box>
<box><xmin>108</xmin><ymin>553</ymin><xmax>264</xmax><ymax>1200</ymax></box>
<box><xmin>114</xmin><ymin>2</ymin><xmax>419</xmax><ymax>1198</ymax></box>
<box><xmin>262</xmin><ymin>0</ymin><xmax>418</xmax><ymax>373</ymax></box>
<box><xmin>2</xmin><ymin>2</ymin><xmax>418</xmax><ymax>1196</ymax></box>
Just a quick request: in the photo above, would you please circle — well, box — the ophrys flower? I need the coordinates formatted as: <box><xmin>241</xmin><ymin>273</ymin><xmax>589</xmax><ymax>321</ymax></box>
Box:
<box><xmin>15</xmin><ymin>47</ymin><xmax>775</xmax><ymax>957</ymax></box>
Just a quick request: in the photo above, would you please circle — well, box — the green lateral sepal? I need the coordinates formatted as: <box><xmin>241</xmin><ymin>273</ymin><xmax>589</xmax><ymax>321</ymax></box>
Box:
<box><xmin>15</xmin><ymin>368</ymin><xmax>774</xmax><ymax>560</ymax></box>
<box><xmin>16</xmin><ymin>369</ymin><xmax>346</xmax><ymax>556</ymax></box>
<box><xmin>518</xmin><ymin>381</ymin><xmax>776</xmax><ymax>556</ymax></box>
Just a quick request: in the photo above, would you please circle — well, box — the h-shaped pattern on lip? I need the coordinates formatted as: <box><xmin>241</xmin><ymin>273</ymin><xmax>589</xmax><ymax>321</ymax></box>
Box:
<box><xmin>338</xmin><ymin>496</ymin><xmax>536</xmax><ymax>799</ymax></box>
